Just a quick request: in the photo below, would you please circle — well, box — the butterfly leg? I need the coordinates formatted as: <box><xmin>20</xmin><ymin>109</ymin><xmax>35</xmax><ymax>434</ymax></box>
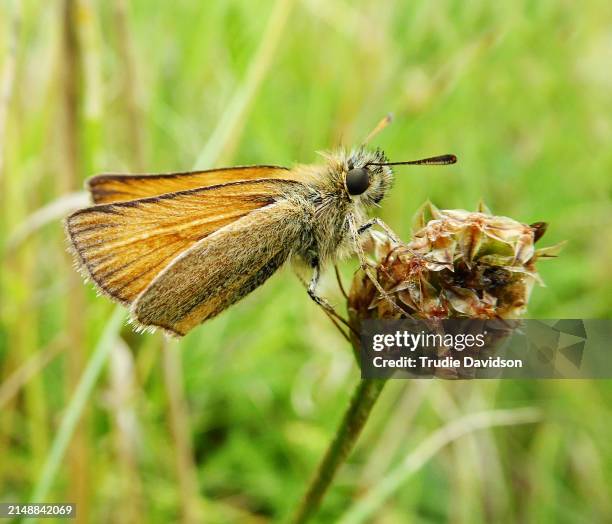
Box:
<box><xmin>307</xmin><ymin>263</ymin><xmax>355</xmax><ymax>332</ymax></box>
<box><xmin>349</xmin><ymin>217</ymin><xmax>410</xmax><ymax>317</ymax></box>
<box><xmin>334</xmin><ymin>264</ymin><xmax>348</xmax><ymax>299</ymax></box>
<box><xmin>359</xmin><ymin>217</ymin><xmax>420</xmax><ymax>258</ymax></box>
<box><xmin>357</xmin><ymin>217</ymin><xmax>400</xmax><ymax>244</ymax></box>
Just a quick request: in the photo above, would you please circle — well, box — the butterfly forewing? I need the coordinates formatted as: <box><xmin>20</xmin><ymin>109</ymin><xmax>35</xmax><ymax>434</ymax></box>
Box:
<box><xmin>132</xmin><ymin>200</ymin><xmax>303</xmax><ymax>335</ymax></box>
<box><xmin>66</xmin><ymin>179</ymin><xmax>301</xmax><ymax>305</ymax></box>
<box><xmin>88</xmin><ymin>166</ymin><xmax>292</xmax><ymax>204</ymax></box>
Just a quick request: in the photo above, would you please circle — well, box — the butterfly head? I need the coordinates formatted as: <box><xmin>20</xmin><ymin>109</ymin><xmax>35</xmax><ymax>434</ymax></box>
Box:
<box><xmin>332</xmin><ymin>148</ymin><xmax>458</xmax><ymax>206</ymax></box>
<box><xmin>323</xmin><ymin>148</ymin><xmax>394</xmax><ymax>208</ymax></box>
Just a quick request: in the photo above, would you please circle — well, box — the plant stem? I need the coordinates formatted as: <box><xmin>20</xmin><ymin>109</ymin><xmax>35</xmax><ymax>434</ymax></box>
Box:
<box><xmin>291</xmin><ymin>379</ymin><xmax>387</xmax><ymax>524</ymax></box>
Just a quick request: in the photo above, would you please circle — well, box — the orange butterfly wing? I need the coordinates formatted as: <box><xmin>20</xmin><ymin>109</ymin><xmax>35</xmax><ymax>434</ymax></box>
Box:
<box><xmin>87</xmin><ymin>165</ymin><xmax>293</xmax><ymax>204</ymax></box>
<box><xmin>66</xmin><ymin>179</ymin><xmax>301</xmax><ymax>305</ymax></box>
<box><xmin>132</xmin><ymin>200</ymin><xmax>303</xmax><ymax>336</ymax></box>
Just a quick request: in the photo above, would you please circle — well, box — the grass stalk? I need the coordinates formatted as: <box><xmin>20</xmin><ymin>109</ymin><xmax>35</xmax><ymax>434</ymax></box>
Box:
<box><xmin>16</xmin><ymin>241</ymin><xmax>47</xmax><ymax>475</ymax></box>
<box><xmin>113</xmin><ymin>0</ymin><xmax>144</xmax><ymax>170</ymax></box>
<box><xmin>108</xmin><ymin>338</ymin><xmax>144</xmax><ymax>524</ymax></box>
<box><xmin>26</xmin><ymin>308</ymin><xmax>125</xmax><ymax>515</ymax></box>
<box><xmin>338</xmin><ymin>407</ymin><xmax>541</xmax><ymax>524</ymax></box>
<box><xmin>1</xmin><ymin>0</ymin><xmax>50</xmax><ymax>482</ymax></box>
<box><xmin>162</xmin><ymin>338</ymin><xmax>202</xmax><ymax>524</ymax></box>
<box><xmin>0</xmin><ymin>0</ymin><xmax>24</xmax><ymax>486</ymax></box>
<box><xmin>194</xmin><ymin>0</ymin><xmax>294</xmax><ymax>168</ymax></box>
<box><xmin>59</xmin><ymin>0</ymin><xmax>90</xmax><ymax>519</ymax></box>
<box><xmin>0</xmin><ymin>0</ymin><xmax>20</xmax><ymax>191</ymax></box>
<box><xmin>108</xmin><ymin>1</ymin><xmax>148</xmax><ymax>519</ymax></box>
<box><xmin>0</xmin><ymin>337</ymin><xmax>65</xmax><ymax>409</ymax></box>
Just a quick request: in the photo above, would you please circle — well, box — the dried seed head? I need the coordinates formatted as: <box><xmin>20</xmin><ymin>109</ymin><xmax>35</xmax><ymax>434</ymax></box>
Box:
<box><xmin>348</xmin><ymin>202</ymin><xmax>564</xmax><ymax>377</ymax></box>
<box><xmin>349</xmin><ymin>202</ymin><xmax>562</xmax><ymax>322</ymax></box>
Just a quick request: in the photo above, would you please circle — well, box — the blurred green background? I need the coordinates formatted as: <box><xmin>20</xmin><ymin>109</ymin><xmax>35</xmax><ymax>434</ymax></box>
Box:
<box><xmin>1</xmin><ymin>0</ymin><xmax>611</xmax><ymax>522</ymax></box>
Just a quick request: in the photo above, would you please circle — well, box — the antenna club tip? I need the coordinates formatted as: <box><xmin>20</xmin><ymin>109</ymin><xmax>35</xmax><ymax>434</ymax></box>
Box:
<box><xmin>447</xmin><ymin>154</ymin><xmax>457</xmax><ymax>164</ymax></box>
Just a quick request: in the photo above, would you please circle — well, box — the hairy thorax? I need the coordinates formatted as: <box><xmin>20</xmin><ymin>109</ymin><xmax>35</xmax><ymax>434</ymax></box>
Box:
<box><xmin>286</xmin><ymin>165</ymin><xmax>370</xmax><ymax>268</ymax></box>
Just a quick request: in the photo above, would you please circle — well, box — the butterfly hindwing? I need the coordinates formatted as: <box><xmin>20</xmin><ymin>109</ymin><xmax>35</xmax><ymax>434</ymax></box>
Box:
<box><xmin>132</xmin><ymin>200</ymin><xmax>304</xmax><ymax>336</ymax></box>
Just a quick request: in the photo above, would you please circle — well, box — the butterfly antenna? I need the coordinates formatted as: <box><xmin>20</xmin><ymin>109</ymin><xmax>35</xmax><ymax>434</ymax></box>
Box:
<box><xmin>367</xmin><ymin>154</ymin><xmax>457</xmax><ymax>167</ymax></box>
<box><xmin>362</xmin><ymin>113</ymin><xmax>393</xmax><ymax>146</ymax></box>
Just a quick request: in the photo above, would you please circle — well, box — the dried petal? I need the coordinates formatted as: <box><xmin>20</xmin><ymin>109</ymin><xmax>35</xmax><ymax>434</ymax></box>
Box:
<box><xmin>428</xmin><ymin>202</ymin><xmax>443</xmax><ymax>220</ymax></box>
<box><xmin>477</xmin><ymin>200</ymin><xmax>492</xmax><ymax>214</ymax></box>
<box><xmin>514</xmin><ymin>230</ymin><xmax>536</xmax><ymax>264</ymax></box>
<box><xmin>534</xmin><ymin>241</ymin><xmax>567</xmax><ymax>259</ymax></box>
<box><xmin>412</xmin><ymin>202</ymin><xmax>429</xmax><ymax>232</ymax></box>
<box><xmin>460</xmin><ymin>224</ymin><xmax>484</xmax><ymax>264</ymax></box>
<box><xmin>530</xmin><ymin>222</ymin><xmax>548</xmax><ymax>243</ymax></box>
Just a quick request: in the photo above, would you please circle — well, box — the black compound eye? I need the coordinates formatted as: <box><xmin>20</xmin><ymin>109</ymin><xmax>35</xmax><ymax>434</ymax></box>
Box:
<box><xmin>345</xmin><ymin>168</ymin><xmax>370</xmax><ymax>196</ymax></box>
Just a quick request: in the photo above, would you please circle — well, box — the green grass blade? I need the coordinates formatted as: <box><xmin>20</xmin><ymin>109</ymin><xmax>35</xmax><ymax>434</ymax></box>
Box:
<box><xmin>26</xmin><ymin>308</ymin><xmax>125</xmax><ymax>511</ymax></box>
